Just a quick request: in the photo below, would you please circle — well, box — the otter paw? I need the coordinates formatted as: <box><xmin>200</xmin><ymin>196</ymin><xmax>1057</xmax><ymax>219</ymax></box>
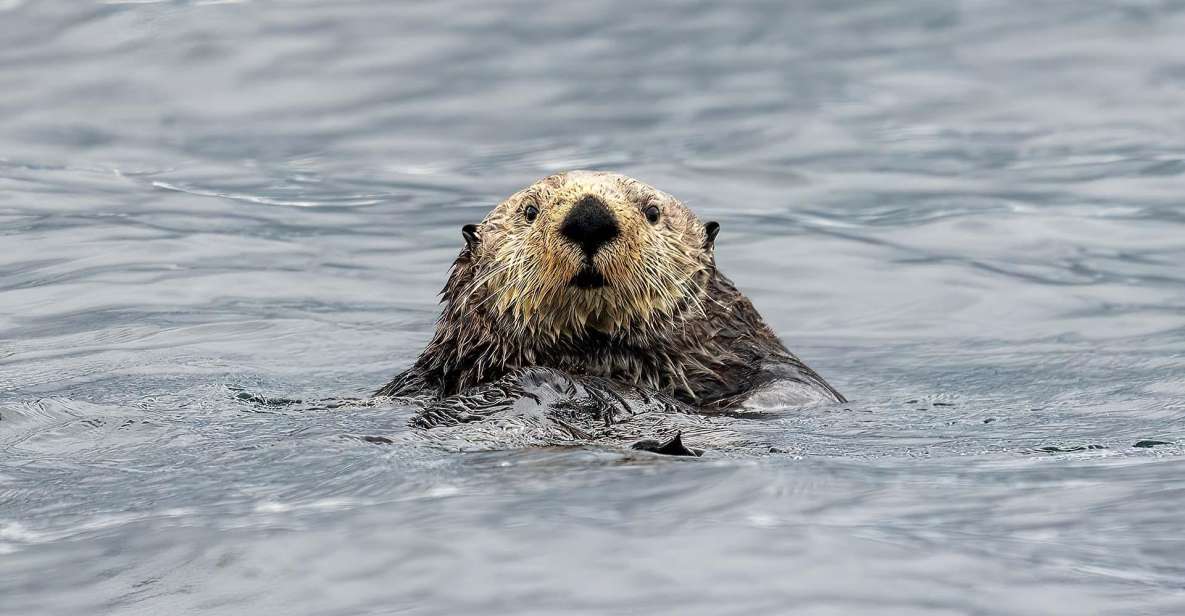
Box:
<box><xmin>630</xmin><ymin>431</ymin><xmax>702</xmax><ymax>457</ymax></box>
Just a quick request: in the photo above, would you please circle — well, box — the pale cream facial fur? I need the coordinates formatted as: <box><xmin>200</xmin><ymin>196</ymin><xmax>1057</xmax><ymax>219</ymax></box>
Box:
<box><xmin>459</xmin><ymin>171</ymin><xmax>711</xmax><ymax>341</ymax></box>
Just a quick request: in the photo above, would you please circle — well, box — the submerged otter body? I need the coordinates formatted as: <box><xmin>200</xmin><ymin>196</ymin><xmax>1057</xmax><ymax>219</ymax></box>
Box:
<box><xmin>378</xmin><ymin>171</ymin><xmax>843</xmax><ymax>421</ymax></box>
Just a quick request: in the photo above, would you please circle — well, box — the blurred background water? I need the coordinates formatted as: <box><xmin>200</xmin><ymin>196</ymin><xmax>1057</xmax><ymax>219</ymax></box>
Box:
<box><xmin>2</xmin><ymin>1</ymin><xmax>1185</xmax><ymax>614</ymax></box>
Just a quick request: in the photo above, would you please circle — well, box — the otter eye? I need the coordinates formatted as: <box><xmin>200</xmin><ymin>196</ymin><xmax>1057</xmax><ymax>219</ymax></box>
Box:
<box><xmin>524</xmin><ymin>204</ymin><xmax>539</xmax><ymax>223</ymax></box>
<box><xmin>644</xmin><ymin>205</ymin><xmax>661</xmax><ymax>225</ymax></box>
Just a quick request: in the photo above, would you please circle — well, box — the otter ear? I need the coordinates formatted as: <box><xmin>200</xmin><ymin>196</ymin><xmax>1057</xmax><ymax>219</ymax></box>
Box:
<box><xmin>461</xmin><ymin>224</ymin><xmax>480</xmax><ymax>251</ymax></box>
<box><xmin>704</xmin><ymin>221</ymin><xmax>720</xmax><ymax>249</ymax></box>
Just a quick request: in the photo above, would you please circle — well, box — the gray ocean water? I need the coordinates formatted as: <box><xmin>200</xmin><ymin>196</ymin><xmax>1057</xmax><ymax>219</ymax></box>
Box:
<box><xmin>2</xmin><ymin>1</ymin><xmax>1185</xmax><ymax>614</ymax></box>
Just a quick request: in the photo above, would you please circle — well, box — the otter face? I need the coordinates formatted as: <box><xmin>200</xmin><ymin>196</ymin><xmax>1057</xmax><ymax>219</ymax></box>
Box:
<box><xmin>459</xmin><ymin>171</ymin><xmax>718</xmax><ymax>340</ymax></box>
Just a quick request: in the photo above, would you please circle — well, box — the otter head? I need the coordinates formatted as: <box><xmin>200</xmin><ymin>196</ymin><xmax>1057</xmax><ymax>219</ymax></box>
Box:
<box><xmin>454</xmin><ymin>171</ymin><xmax>721</xmax><ymax>342</ymax></box>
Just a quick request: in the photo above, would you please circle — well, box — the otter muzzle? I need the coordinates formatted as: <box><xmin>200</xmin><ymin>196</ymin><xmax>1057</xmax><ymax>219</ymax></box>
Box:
<box><xmin>559</xmin><ymin>195</ymin><xmax>619</xmax><ymax>258</ymax></box>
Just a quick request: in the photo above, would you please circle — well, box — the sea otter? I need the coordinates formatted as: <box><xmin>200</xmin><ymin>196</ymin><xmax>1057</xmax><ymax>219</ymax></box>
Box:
<box><xmin>377</xmin><ymin>171</ymin><xmax>844</xmax><ymax>426</ymax></box>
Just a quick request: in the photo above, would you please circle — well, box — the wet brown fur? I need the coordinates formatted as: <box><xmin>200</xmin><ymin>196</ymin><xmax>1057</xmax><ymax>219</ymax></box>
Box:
<box><xmin>377</xmin><ymin>171</ymin><xmax>843</xmax><ymax>408</ymax></box>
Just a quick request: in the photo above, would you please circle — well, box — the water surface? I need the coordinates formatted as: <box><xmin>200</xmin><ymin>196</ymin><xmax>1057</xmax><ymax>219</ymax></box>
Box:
<box><xmin>2</xmin><ymin>1</ymin><xmax>1185</xmax><ymax>614</ymax></box>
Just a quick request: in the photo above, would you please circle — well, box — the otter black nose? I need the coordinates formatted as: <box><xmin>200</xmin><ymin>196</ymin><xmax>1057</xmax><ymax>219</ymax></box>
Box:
<box><xmin>560</xmin><ymin>195</ymin><xmax>619</xmax><ymax>258</ymax></box>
